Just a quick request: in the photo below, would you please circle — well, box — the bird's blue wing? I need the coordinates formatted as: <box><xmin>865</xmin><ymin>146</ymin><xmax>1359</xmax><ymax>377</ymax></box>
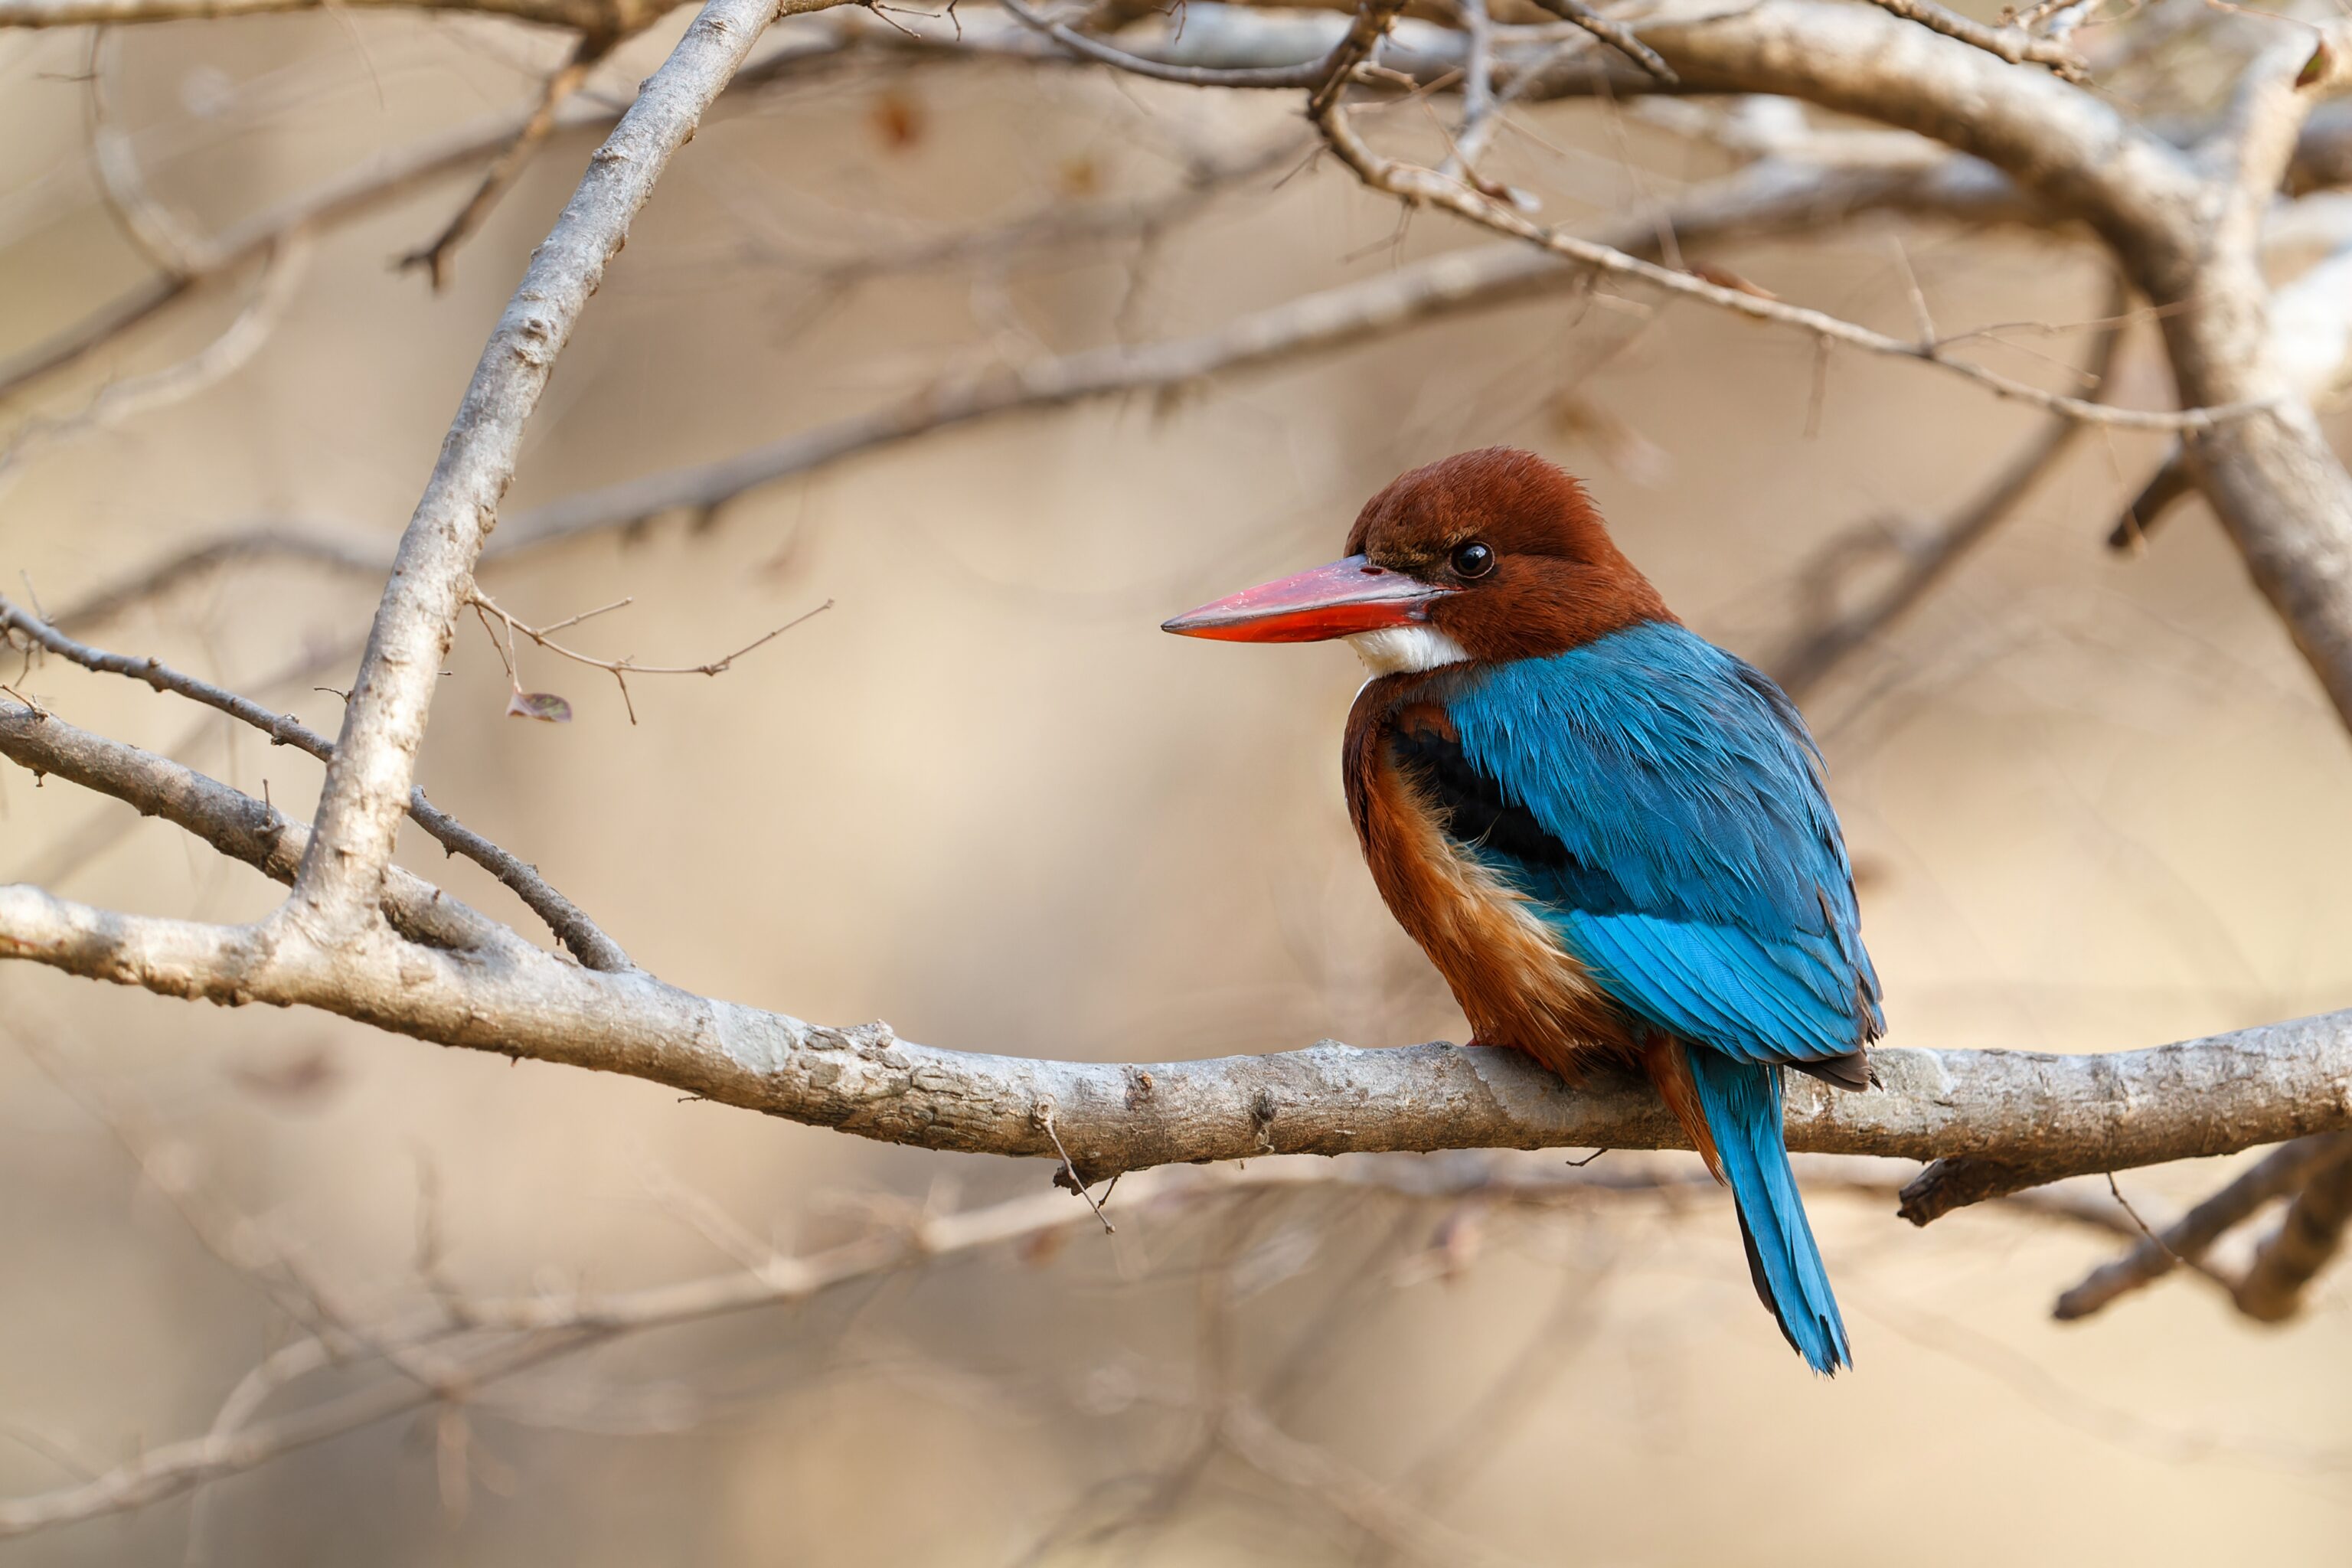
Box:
<box><xmin>1420</xmin><ymin>622</ymin><xmax>1882</xmax><ymax>1067</ymax></box>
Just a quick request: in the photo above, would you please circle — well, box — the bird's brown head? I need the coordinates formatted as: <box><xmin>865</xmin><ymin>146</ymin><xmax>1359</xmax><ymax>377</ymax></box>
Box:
<box><xmin>1163</xmin><ymin>447</ymin><xmax>1672</xmax><ymax>674</ymax></box>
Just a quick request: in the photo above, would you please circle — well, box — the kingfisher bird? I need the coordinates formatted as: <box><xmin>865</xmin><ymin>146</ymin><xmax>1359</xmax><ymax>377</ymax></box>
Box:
<box><xmin>1163</xmin><ymin>447</ymin><xmax>1882</xmax><ymax>1374</ymax></box>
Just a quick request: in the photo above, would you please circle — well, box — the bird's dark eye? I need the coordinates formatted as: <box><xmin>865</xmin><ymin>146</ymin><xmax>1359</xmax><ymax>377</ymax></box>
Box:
<box><xmin>1449</xmin><ymin>540</ymin><xmax>1495</xmax><ymax>580</ymax></box>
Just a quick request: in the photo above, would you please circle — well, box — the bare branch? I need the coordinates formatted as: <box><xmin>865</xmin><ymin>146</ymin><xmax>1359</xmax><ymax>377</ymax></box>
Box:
<box><xmin>2072</xmin><ymin>24</ymin><xmax>2352</xmax><ymax>730</ymax></box>
<box><xmin>465</xmin><ymin>588</ymin><xmax>828</xmax><ymax>724</ymax></box>
<box><xmin>1522</xmin><ymin>0</ymin><xmax>1673</xmax><ymax>84</ymax></box>
<box><xmin>397</xmin><ymin>33</ymin><xmax>627</xmax><ymax>292</ymax></box>
<box><xmin>4</xmin><ymin>762</ymin><xmax>2350</xmax><ymax>1204</ymax></box>
<box><xmin>47</xmin><ymin>528</ymin><xmax>394</xmax><ymax>637</ymax></box>
<box><xmin>27</xmin><ymin>153</ymin><xmax>2045</xmax><ymax>645</ymax></box>
<box><xmin>0</xmin><ymin>235</ymin><xmax>312</xmax><ymax>487</ymax></box>
<box><xmin>479</xmin><ymin>161</ymin><xmax>2048</xmax><ymax>550</ymax></box>
<box><xmin>1438</xmin><ymin>0</ymin><xmax>1501</xmax><ymax>181</ymax></box>
<box><xmin>293</xmin><ymin>0</ymin><xmax>824</xmax><ymax>942</ymax></box>
<box><xmin>2205</xmin><ymin>24</ymin><xmax>2352</xmax><ymax>263</ymax></box>
<box><xmin>0</xmin><ymin>703</ymin><xmax>502</xmax><ymax>953</ymax></box>
<box><xmin>996</xmin><ymin>0</ymin><xmax>1334</xmax><ymax>86</ymax></box>
<box><xmin>2053</xmin><ymin>1134</ymin><xmax>2352</xmax><ymax>1321</ymax></box>
<box><xmin>11</xmin><ymin>5</ymin><xmax>2337</xmax><ymax>423</ymax></box>
<box><xmin>1856</xmin><ymin>0</ymin><xmax>2086</xmax><ymax>80</ymax></box>
<box><xmin>1772</xmin><ymin>278</ymin><xmax>2133</xmax><ymax>696</ymax></box>
<box><xmin>0</xmin><ymin>31</ymin><xmax>882</xmax><ymax>404</ymax></box>
<box><xmin>1306</xmin><ymin>42</ymin><xmax>2247</xmax><ymax>431</ymax></box>
<box><xmin>2232</xmin><ymin>1139</ymin><xmax>2352</xmax><ymax>1321</ymax></box>
<box><xmin>501</xmin><ymin>238</ymin><xmax>1585</xmax><ymax>544</ymax></box>
<box><xmin>0</xmin><ymin>597</ymin><xmax>631</xmax><ymax>971</ymax></box>
<box><xmin>2107</xmin><ymin>218</ymin><xmax>2352</xmax><ymax>547</ymax></box>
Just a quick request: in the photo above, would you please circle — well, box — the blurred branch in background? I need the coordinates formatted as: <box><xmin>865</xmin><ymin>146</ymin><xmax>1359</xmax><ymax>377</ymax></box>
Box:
<box><xmin>0</xmin><ymin>1019</ymin><xmax>2218</xmax><ymax>1544</ymax></box>
<box><xmin>395</xmin><ymin>31</ymin><xmax>635</xmax><ymax>291</ymax></box>
<box><xmin>1771</xmin><ymin>277</ymin><xmax>2135</xmax><ymax>696</ymax></box>
<box><xmin>8</xmin><ymin>154</ymin><xmax>2073</xmax><ymax>635</ymax></box>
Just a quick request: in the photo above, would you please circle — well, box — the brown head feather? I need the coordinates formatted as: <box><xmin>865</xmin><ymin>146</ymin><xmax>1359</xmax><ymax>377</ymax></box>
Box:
<box><xmin>1346</xmin><ymin>447</ymin><xmax>1672</xmax><ymax>662</ymax></box>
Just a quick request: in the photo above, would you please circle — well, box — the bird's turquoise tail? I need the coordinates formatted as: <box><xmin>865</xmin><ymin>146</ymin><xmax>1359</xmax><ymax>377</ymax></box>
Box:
<box><xmin>1684</xmin><ymin>1049</ymin><xmax>1851</xmax><ymax>1374</ymax></box>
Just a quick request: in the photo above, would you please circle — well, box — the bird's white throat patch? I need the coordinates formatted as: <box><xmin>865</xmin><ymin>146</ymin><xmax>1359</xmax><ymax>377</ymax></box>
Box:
<box><xmin>1348</xmin><ymin>625</ymin><xmax>1472</xmax><ymax>675</ymax></box>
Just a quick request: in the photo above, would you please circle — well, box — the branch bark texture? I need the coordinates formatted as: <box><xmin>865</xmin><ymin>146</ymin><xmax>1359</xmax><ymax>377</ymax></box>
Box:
<box><xmin>291</xmin><ymin>0</ymin><xmax>809</xmax><ymax>940</ymax></box>
<box><xmin>4</xmin><ymin>713</ymin><xmax>2348</xmax><ymax>1198</ymax></box>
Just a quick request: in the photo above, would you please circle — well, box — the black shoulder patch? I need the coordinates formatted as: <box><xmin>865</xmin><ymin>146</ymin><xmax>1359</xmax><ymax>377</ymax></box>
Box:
<box><xmin>1388</xmin><ymin>724</ymin><xmax>1571</xmax><ymax>868</ymax></box>
<box><xmin>1387</xmin><ymin>718</ymin><xmax>1641</xmax><ymax>915</ymax></box>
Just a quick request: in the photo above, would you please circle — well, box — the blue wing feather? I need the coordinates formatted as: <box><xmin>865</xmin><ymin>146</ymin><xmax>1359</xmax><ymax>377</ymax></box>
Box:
<box><xmin>1439</xmin><ymin>622</ymin><xmax>1883</xmax><ymax>1065</ymax></box>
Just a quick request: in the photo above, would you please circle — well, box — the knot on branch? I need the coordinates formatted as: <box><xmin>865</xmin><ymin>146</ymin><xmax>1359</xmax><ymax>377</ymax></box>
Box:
<box><xmin>1899</xmin><ymin>1155</ymin><xmax>2028</xmax><ymax>1224</ymax></box>
<box><xmin>1250</xmin><ymin>1086</ymin><xmax>1279</xmax><ymax>1155</ymax></box>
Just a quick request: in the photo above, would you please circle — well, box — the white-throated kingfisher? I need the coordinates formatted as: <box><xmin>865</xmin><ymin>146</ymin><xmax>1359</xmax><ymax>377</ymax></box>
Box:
<box><xmin>1164</xmin><ymin>448</ymin><xmax>1882</xmax><ymax>1374</ymax></box>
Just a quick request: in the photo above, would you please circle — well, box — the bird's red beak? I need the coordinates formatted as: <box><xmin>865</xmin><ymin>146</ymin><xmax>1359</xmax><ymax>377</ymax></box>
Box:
<box><xmin>1161</xmin><ymin>555</ymin><xmax>1449</xmax><ymax>643</ymax></box>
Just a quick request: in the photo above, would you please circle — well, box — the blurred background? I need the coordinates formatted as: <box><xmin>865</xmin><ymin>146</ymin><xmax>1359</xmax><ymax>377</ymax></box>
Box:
<box><xmin>5</xmin><ymin>5</ymin><xmax>2352</xmax><ymax>1562</ymax></box>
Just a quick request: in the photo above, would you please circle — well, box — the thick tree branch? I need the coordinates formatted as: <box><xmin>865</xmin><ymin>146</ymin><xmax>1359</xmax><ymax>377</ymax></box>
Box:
<box><xmin>2119</xmin><ymin>27</ymin><xmax>2352</xmax><ymax>729</ymax></box>
<box><xmin>292</xmin><ymin>0</ymin><xmax>814</xmax><ymax>941</ymax></box>
<box><xmin>5</xmin><ymin>770</ymin><xmax>2350</xmax><ymax>1197</ymax></box>
<box><xmin>5</xmin><ymin>619</ymin><xmax>2348</xmax><ymax>1219</ymax></box>
<box><xmin>0</xmin><ymin>704</ymin><xmax>505</xmax><ymax>955</ymax></box>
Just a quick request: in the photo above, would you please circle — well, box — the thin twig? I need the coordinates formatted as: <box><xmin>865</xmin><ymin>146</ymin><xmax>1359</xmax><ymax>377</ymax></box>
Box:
<box><xmin>1307</xmin><ymin>82</ymin><xmax>2260</xmax><ymax>433</ymax></box>
<box><xmin>466</xmin><ymin>590</ymin><xmax>830</xmax><ymax>725</ymax></box>
<box><xmin>1523</xmin><ymin>0</ymin><xmax>1675</xmax><ymax>83</ymax></box>
<box><xmin>398</xmin><ymin>33</ymin><xmax>626</xmax><ymax>291</ymax></box>
<box><xmin>1040</xmin><ymin>1106</ymin><xmax>1117</xmax><ymax>1233</ymax></box>
<box><xmin>2102</xmin><ymin>1171</ymin><xmax>2189</xmax><ymax>1268</ymax></box>
<box><xmin>1859</xmin><ymin>0</ymin><xmax>2088</xmax><ymax>80</ymax></box>
<box><xmin>0</xmin><ymin>594</ymin><xmax>630</xmax><ymax>970</ymax></box>
<box><xmin>1770</xmin><ymin>276</ymin><xmax>2133</xmax><ymax>695</ymax></box>
<box><xmin>995</xmin><ymin>0</ymin><xmax>1334</xmax><ymax>86</ymax></box>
